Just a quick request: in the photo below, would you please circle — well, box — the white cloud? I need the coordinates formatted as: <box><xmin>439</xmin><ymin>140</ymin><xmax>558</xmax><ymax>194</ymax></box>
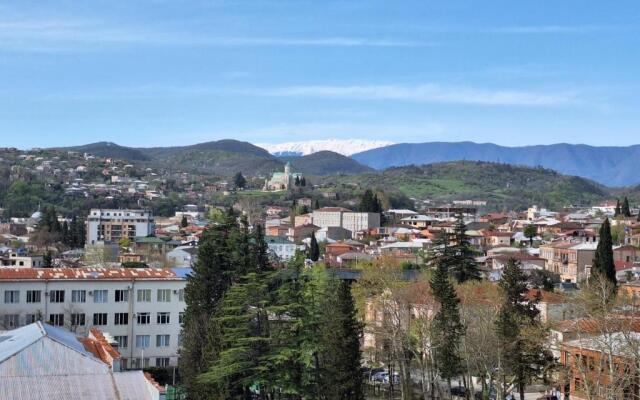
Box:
<box><xmin>246</xmin><ymin>84</ymin><xmax>580</xmax><ymax>107</ymax></box>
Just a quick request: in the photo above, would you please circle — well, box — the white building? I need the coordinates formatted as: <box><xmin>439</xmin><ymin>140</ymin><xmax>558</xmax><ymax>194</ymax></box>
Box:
<box><xmin>311</xmin><ymin>207</ymin><xmax>380</xmax><ymax>238</ymax></box>
<box><xmin>0</xmin><ymin>267</ymin><xmax>188</xmax><ymax>369</ymax></box>
<box><xmin>87</xmin><ymin>209</ymin><xmax>155</xmax><ymax>245</ymax></box>
<box><xmin>265</xmin><ymin>236</ymin><xmax>304</xmax><ymax>261</ymax></box>
<box><xmin>0</xmin><ymin>252</ymin><xmax>44</xmax><ymax>268</ymax></box>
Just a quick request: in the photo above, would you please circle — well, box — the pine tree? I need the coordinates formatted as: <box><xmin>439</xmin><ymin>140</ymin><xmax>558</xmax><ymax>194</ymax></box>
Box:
<box><xmin>590</xmin><ymin>218</ymin><xmax>617</xmax><ymax>289</ymax></box>
<box><xmin>430</xmin><ymin>255</ymin><xmax>465</xmax><ymax>391</ymax></box>
<box><xmin>309</xmin><ymin>232</ymin><xmax>320</xmax><ymax>261</ymax></box>
<box><xmin>318</xmin><ymin>279</ymin><xmax>364</xmax><ymax>400</ymax></box>
<box><xmin>621</xmin><ymin>196</ymin><xmax>632</xmax><ymax>217</ymax></box>
<box><xmin>359</xmin><ymin>189</ymin><xmax>376</xmax><ymax>212</ymax></box>
<box><xmin>232</xmin><ymin>172</ymin><xmax>246</xmax><ymax>189</ymax></box>
<box><xmin>251</xmin><ymin>224</ymin><xmax>271</xmax><ymax>271</ymax></box>
<box><xmin>496</xmin><ymin>259</ymin><xmax>547</xmax><ymax>400</ymax></box>
<box><xmin>450</xmin><ymin>213</ymin><xmax>480</xmax><ymax>283</ymax></box>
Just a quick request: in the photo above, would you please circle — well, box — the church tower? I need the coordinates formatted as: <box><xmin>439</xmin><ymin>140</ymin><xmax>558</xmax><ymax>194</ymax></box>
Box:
<box><xmin>284</xmin><ymin>162</ymin><xmax>292</xmax><ymax>189</ymax></box>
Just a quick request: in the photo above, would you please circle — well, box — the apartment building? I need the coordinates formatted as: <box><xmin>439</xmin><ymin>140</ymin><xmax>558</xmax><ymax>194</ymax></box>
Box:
<box><xmin>539</xmin><ymin>240</ymin><xmax>598</xmax><ymax>283</ymax></box>
<box><xmin>0</xmin><ymin>252</ymin><xmax>44</xmax><ymax>268</ymax></box>
<box><xmin>311</xmin><ymin>207</ymin><xmax>380</xmax><ymax>238</ymax></box>
<box><xmin>87</xmin><ymin>209</ymin><xmax>155</xmax><ymax>245</ymax></box>
<box><xmin>0</xmin><ymin>267</ymin><xmax>187</xmax><ymax>369</ymax></box>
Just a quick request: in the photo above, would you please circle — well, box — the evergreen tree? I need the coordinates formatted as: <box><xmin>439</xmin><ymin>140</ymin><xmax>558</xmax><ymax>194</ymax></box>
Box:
<box><xmin>294</xmin><ymin>175</ymin><xmax>301</xmax><ymax>186</ymax></box>
<box><xmin>359</xmin><ymin>189</ymin><xmax>376</xmax><ymax>212</ymax></box>
<box><xmin>251</xmin><ymin>224</ymin><xmax>271</xmax><ymax>271</ymax></box>
<box><xmin>496</xmin><ymin>259</ymin><xmax>547</xmax><ymax>400</ymax></box>
<box><xmin>181</xmin><ymin>215</ymin><xmax>188</xmax><ymax>228</ymax></box>
<box><xmin>523</xmin><ymin>224</ymin><xmax>537</xmax><ymax>247</ymax></box>
<box><xmin>232</xmin><ymin>172</ymin><xmax>246</xmax><ymax>189</ymax></box>
<box><xmin>430</xmin><ymin>254</ymin><xmax>465</xmax><ymax>390</ymax></box>
<box><xmin>590</xmin><ymin>218</ymin><xmax>617</xmax><ymax>289</ymax></box>
<box><xmin>318</xmin><ymin>279</ymin><xmax>364</xmax><ymax>400</ymax></box>
<box><xmin>61</xmin><ymin>221</ymin><xmax>71</xmax><ymax>247</ymax></box>
<box><xmin>313</xmin><ymin>199</ymin><xmax>320</xmax><ymax>210</ymax></box>
<box><xmin>621</xmin><ymin>196</ymin><xmax>632</xmax><ymax>217</ymax></box>
<box><xmin>42</xmin><ymin>250</ymin><xmax>53</xmax><ymax>268</ymax></box>
<box><xmin>614</xmin><ymin>199</ymin><xmax>621</xmax><ymax>217</ymax></box>
<box><xmin>300</xmin><ymin>177</ymin><xmax>306</xmax><ymax>187</ymax></box>
<box><xmin>449</xmin><ymin>213</ymin><xmax>480</xmax><ymax>283</ymax></box>
<box><xmin>309</xmin><ymin>232</ymin><xmax>320</xmax><ymax>261</ymax></box>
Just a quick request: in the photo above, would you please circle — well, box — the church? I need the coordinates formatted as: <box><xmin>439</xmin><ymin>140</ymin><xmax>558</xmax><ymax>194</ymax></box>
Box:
<box><xmin>263</xmin><ymin>162</ymin><xmax>303</xmax><ymax>191</ymax></box>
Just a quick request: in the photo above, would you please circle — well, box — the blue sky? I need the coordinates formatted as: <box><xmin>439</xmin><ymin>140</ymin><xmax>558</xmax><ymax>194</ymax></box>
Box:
<box><xmin>1</xmin><ymin>0</ymin><xmax>639</xmax><ymax>148</ymax></box>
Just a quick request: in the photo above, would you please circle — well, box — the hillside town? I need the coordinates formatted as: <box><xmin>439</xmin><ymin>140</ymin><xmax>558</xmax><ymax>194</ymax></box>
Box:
<box><xmin>2</xmin><ymin>144</ymin><xmax>640</xmax><ymax>399</ymax></box>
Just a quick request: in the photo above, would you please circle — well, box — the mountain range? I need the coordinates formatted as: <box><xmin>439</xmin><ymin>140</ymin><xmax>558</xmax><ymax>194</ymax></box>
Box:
<box><xmin>256</xmin><ymin>139</ymin><xmax>393</xmax><ymax>156</ymax></box>
<box><xmin>351</xmin><ymin>142</ymin><xmax>640</xmax><ymax>187</ymax></box>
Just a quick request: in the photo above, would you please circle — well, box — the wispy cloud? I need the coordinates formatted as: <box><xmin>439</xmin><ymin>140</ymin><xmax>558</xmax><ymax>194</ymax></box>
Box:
<box><xmin>0</xmin><ymin>17</ymin><xmax>428</xmax><ymax>52</ymax></box>
<box><xmin>245</xmin><ymin>84</ymin><xmax>580</xmax><ymax>107</ymax></box>
<box><xmin>486</xmin><ymin>25</ymin><xmax>617</xmax><ymax>35</ymax></box>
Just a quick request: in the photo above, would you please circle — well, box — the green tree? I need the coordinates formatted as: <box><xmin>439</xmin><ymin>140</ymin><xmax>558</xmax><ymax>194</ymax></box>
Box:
<box><xmin>42</xmin><ymin>251</ymin><xmax>53</xmax><ymax>268</ymax></box>
<box><xmin>309</xmin><ymin>232</ymin><xmax>320</xmax><ymax>262</ymax></box>
<box><xmin>233</xmin><ymin>172</ymin><xmax>246</xmax><ymax>189</ymax></box>
<box><xmin>614</xmin><ymin>199</ymin><xmax>621</xmax><ymax>217</ymax></box>
<box><xmin>523</xmin><ymin>224</ymin><xmax>537</xmax><ymax>247</ymax></box>
<box><xmin>621</xmin><ymin>196</ymin><xmax>631</xmax><ymax>217</ymax></box>
<box><xmin>181</xmin><ymin>215</ymin><xmax>188</xmax><ymax>228</ymax></box>
<box><xmin>450</xmin><ymin>213</ymin><xmax>480</xmax><ymax>283</ymax></box>
<box><xmin>430</xmin><ymin>253</ymin><xmax>465</xmax><ymax>392</ymax></box>
<box><xmin>496</xmin><ymin>259</ymin><xmax>549</xmax><ymax>400</ymax></box>
<box><xmin>590</xmin><ymin>218</ymin><xmax>617</xmax><ymax>292</ymax></box>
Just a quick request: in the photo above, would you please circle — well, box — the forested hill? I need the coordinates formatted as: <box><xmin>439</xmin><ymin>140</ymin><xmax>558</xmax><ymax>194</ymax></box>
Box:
<box><xmin>351</xmin><ymin>141</ymin><xmax>640</xmax><ymax>186</ymax></box>
<box><xmin>323</xmin><ymin>161</ymin><xmax>609</xmax><ymax>211</ymax></box>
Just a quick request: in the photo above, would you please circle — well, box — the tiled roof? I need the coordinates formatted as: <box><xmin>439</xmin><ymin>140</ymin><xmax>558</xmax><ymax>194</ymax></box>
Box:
<box><xmin>0</xmin><ymin>267</ymin><xmax>181</xmax><ymax>281</ymax></box>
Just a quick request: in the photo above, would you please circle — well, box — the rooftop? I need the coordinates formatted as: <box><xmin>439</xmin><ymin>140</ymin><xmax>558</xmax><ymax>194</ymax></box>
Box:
<box><xmin>0</xmin><ymin>267</ymin><xmax>184</xmax><ymax>281</ymax></box>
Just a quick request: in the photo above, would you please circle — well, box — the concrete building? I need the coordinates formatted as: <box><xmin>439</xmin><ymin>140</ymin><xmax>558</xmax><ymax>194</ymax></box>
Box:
<box><xmin>0</xmin><ymin>267</ymin><xmax>187</xmax><ymax>369</ymax></box>
<box><xmin>0</xmin><ymin>252</ymin><xmax>44</xmax><ymax>268</ymax></box>
<box><xmin>265</xmin><ymin>236</ymin><xmax>304</xmax><ymax>261</ymax></box>
<box><xmin>311</xmin><ymin>207</ymin><xmax>380</xmax><ymax>238</ymax></box>
<box><xmin>87</xmin><ymin>209</ymin><xmax>155</xmax><ymax>245</ymax></box>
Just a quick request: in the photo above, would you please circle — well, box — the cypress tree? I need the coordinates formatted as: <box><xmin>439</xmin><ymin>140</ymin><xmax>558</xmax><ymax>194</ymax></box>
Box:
<box><xmin>42</xmin><ymin>250</ymin><xmax>53</xmax><ymax>268</ymax></box>
<box><xmin>614</xmin><ymin>199</ymin><xmax>621</xmax><ymax>217</ymax></box>
<box><xmin>359</xmin><ymin>189</ymin><xmax>377</xmax><ymax>212</ymax></box>
<box><xmin>313</xmin><ymin>199</ymin><xmax>320</xmax><ymax>210</ymax></box>
<box><xmin>496</xmin><ymin>259</ymin><xmax>546</xmax><ymax>400</ymax></box>
<box><xmin>181</xmin><ymin>215</ymin><xmax>188</xmax><ymax>228</ymax></box>
<box><xmin>309</xmin><ymin>232</ymin><xmax>320</xmax><ymax>262</ymax></box>
<box><xmin>430</xmin><ymin>255</ymin><xmax>465</xmax><ymax>391</ymax></box>
<box><xmin>319</xmin><ymin>279</ymin><xmax>364</xmax><ymax>400</ymax></box>
<box><xmin>590</xmin><ymin>218</ymin><xmax>617</xmax><ymax>289</ymax></box>
<box><xmin>450</xmin><ymin>213</ymin><xmax>480</xmax><ymax>283</ymax></box>
<box><xmin>621</xmin><ymin>196</ymin><xmax>632</xmax><ymax>217</ymax></box>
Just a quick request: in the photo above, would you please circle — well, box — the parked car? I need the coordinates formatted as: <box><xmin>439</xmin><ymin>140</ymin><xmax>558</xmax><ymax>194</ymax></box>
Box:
<box><xmin>450</xmin><ymin>386</ymin><xmax>467</xmax><ymax>397</ymax></box>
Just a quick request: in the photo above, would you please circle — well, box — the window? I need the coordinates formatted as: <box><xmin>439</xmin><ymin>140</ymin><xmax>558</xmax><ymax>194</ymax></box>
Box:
<box><xmin>132</xmin><ymin>357</ymin><xmax>150</xmax><ymax>369</ymax></box>
<box><xmin>4</xmin><ymin>314</ymin><xmax>19</xmax><ymax>328</ymax></box>
<box><xmin>157</xmin><ymin>289</ymin><xmax>171</xmax><ymax>302</ymax></box>
<box><xmin>50</xmin><ymin>290</ymin><xmax>65</xmax><ymax>303</ymax></box>
<box><xmin>93</xmin><ymin>290</ymin><xmax>108</xmax><ymax>303</ymax></box>
<box><xmin>114</xmin><ymin>335</ymin><xmax>128</xmax><ymax>349</ymax></box>
<box><xmin>157</xmin><ymin>312</ymin><xmax>170</xmax><ymax>324</ymax></box>
<box><xmin>49</xmin><ymin>314</ymin><xmax>64</xmax><ymax>326</ymax></box>
<box><xmin>137</xmin><ymin>312</ymin><xmax>150</xmax><ymax>325</ymax></box>
<box><xmin>26</xmin><ymin>290</ymin><xmax>41</xmax><ymax>303</ymax></box>
<box><xmin>156</xmin><ymin>334</ymin><xmax>170</xmax><ymax>347</ymax></box>
<box><xmin>137</xmin><ymin>289</ymin><xmax>151</xmax><ymax>302</ymax></box>
<box><xmin>25</xmin><ymin>314</ymin><xmax>38</xmax><ymax>324</ymax></box>
<box><xmin>71</xmin><ymin>313</ymin><xmax>86</xmax><ymax>326</ymax></box>
<box><xmin>155</xmin><ymin>357</ymin><xmax>170</xmax><ymax>367</ymax></box>
<box><xmin>136</xmin><ymin>335</ymin><xmax>150</xmax><ymax>348</ymax></box>
<box><xmin>178</xmin><ymin>289</ymin><xmax>185</xmax><ymax>301</ymax></box>
<box><xmin>93</xmin><ymin>313</ymin><xmax>108</xmax><ymax>326</ymax></box>
<box><xmin>4</xmin><ymin>290</ymin><xmax>19</xmax><ymax>303</ymax></box>
<box><xmin>179</xmin><ymin>312</ymin><xmax>184</xmax><ymax>324</ymax></box>
<box><xmin>115</xmin><ymin>289</ymin><xmax>129</xmax><ymax>302</ymax></box>
<box><xmin>72</xmin><ymin>290</ymin><xmax>86</xmax><ymax>303</ymax></box>
<box><xmin>114</xmin><ymin>313</ymin><xmax>129</xmax><ymax>325</ymax></box>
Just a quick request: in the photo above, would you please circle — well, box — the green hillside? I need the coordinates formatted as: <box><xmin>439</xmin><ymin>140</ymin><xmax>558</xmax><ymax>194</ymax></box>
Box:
<box><xmin>324</xmin><ymin>161</ymin><xmax>609</xmax><ymax>210</ymax></box>
<box><xmin>286</xmin><ymin>151</ymin><xmax>374</xmax><ymax>176</ymax></box>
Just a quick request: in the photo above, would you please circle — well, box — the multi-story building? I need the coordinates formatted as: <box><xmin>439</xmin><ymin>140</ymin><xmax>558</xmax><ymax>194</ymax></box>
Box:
<box><xmin>539</xmin><ymin>240</ymin><xmax>598</xmax><ymax>283</ymax></box>
<box><xmin>265</xmin><ymin>236</ymin><xmax>304</xmax><ymax>261</ymax></box>
<box><xmin>87</xmin><ymin>209</ymin><xmax>155</xmax><ymax>245</ymax></box>
<box><xmin>311</xmin><ymin>207</ymin><xmax>380</xmax><ymax>238</ymax></box>
<box><xmin>0</xmin><ymin>267</ymin><xmax>187</xmax><ymax>369</ymax></box>
<box><xmin>0</xmin><ymin>252</ymin><xmax>44</xmax><ymax>268</ymax></box>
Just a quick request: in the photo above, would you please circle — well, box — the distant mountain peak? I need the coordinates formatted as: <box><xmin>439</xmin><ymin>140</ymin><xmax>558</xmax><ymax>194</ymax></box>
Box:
<box><xmin>256</xmin><ymin>139</ymin><xmax>394</xmax><ymax>156</ymax></box>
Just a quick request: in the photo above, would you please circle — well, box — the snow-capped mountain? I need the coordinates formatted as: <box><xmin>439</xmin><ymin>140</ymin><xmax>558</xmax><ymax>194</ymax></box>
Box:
<box><xmin>256</xmin><ymin>139</ymin><xmax>394</xmax><ymax>157</ymax></box>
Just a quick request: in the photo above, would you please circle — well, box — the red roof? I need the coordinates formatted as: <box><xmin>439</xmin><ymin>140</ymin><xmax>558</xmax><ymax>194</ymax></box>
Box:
<box><xmin>0</xmin><ymin>267</ymin><xmax>181</xmax><ymax>281</ymax></box>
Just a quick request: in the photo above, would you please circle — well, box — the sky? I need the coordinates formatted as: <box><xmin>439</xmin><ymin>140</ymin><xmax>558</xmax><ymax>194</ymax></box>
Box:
<box><xmin>1</xmin><ymin>0</ymin><xmax>639</xmax><ymax>148</ymax></box>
